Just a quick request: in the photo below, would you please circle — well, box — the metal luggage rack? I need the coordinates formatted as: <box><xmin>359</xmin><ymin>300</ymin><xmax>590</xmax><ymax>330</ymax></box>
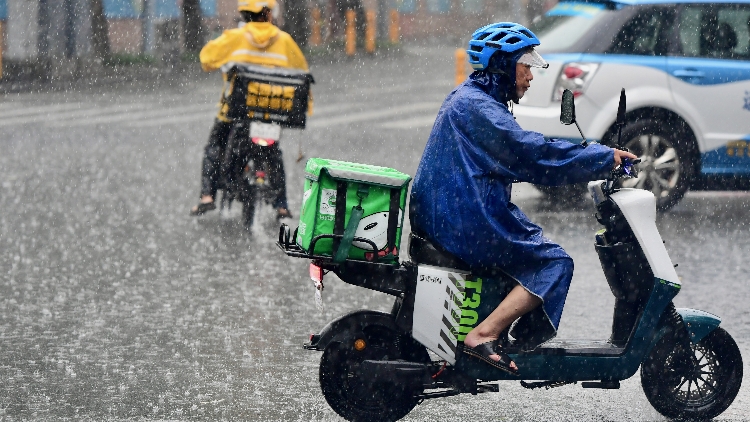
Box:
<box><xmin>277</xmin><ymin>223</ymin><xmax>394</xmax><ymax>267</ymax></box>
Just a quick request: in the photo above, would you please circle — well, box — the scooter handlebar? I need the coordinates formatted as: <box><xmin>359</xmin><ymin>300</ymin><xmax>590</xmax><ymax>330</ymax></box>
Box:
<box><xmin>612</xmin><ymin>158</ymin><xmax>641</xmax><ymax>180</ymax></box>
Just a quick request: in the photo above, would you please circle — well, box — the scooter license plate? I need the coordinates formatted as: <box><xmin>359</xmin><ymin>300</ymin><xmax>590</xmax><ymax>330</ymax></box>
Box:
<box><xmin>249</xmin><ymin>121</ymin><xmax>281</xmax><ymax>141</ymax></box>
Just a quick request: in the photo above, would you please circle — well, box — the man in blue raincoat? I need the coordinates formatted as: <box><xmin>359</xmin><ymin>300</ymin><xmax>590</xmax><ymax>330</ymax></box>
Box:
<box><xmin>409</xmin><ymin>22</ymin><xmax>637</xmax><ymax>375</ymax></box>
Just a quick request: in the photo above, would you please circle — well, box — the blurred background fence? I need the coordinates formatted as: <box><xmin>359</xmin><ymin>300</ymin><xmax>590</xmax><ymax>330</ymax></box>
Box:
<box><xmin>0</xmin><ymin>0</ymin><xmax>557</xmax><ymax>82</ymax></box>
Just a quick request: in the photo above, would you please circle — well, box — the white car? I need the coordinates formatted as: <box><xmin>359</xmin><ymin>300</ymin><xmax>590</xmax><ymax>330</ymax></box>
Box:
<box><xmin>515</xmin><ymin>0</ymin><xmax>750</xmax><ymax>210</ymax></box>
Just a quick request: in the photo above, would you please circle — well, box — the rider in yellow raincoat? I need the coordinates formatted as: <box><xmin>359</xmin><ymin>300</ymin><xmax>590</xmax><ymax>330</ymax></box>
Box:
<box><xmin>190</xmin><ymin>0</ymin><xmax>310</xmax><ymax>219</ymax></box>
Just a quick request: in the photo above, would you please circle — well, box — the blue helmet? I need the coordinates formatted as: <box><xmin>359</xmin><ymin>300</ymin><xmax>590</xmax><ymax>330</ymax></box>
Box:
<box><xmin>468</xmin><ymin>22</ymin><xmax>542</xmax><ymax>71</ymax></box>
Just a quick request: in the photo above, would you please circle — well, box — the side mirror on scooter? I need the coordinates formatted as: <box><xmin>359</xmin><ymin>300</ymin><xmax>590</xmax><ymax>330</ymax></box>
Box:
<box><xmin>560</xmin><ymin>89</ymin><xmax>576</xmax><ymax>126</ymax></box>
<box><xmin>615</xmin><ymin>88</ymin><xmax>626</xmax><ymax>148</ymax></box>
<box><xmin>560</xmin><ymin>89</ymin><xmax>588</xmax><ymax>147</ymax></box>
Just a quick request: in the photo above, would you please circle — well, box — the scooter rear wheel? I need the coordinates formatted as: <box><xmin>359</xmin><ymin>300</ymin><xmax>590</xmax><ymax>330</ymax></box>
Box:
<box><xmin>319</xmin><ymin>324</ymin><xmax>429</xmax><ymax>422</ymax></box>
<box><xmin>641</xmin><ymin>327</ymin><xmax>743</xmax><ymax>419</ymax></box>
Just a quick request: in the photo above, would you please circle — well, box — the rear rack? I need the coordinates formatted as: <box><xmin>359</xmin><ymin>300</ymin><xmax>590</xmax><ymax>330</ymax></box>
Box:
<box><xmin>276</xmin><ymin>223</ymin><xmax>410</xmax><ymax>296</ymax></box>
<box><xmin>276</xmin><ymin>223</ymin><xmax>396</xmax><ymax>268</ymax></box>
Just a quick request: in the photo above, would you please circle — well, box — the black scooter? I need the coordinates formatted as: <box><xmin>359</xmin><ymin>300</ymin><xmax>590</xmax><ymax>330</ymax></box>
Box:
<box><xmin>221</xmin><ymin>120</ymin><xmax>285</xmax><ymax>226</ymax></box>
<box><xmin>277</xmin><ymin>90</ymin><xmax>743</xmax><ymax>421</ymax></box>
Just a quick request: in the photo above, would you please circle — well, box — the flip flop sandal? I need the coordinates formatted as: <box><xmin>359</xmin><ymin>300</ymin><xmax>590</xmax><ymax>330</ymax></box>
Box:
<box><xmin>462</xmin><ymin>340</ymin><xmax>519</xmax><ymax>376</ymax></box>
<box><xmin>190</xmin><ymin>202</ymin><xmax>216</xmax><ymax>216</ymax></box>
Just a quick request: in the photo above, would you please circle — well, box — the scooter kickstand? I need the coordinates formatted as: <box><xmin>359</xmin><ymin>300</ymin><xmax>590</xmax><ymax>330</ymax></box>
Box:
<box><xmin>520</xmin><ymin>380</ymin><xmax>577</xmax><ymax>390</ymax></box>
<box><xmin>581</xmin><ymin>380</ymin><xmax>620</xmax><ymax>389</ymax></box>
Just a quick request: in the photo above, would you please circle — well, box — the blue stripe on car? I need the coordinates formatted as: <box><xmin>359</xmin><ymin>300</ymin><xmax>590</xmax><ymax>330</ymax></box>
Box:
<box><xmin>542</xmin><ymin>53</ymin><xmax>750</xmax><ymax>86</ymax></box>
<box><xmin>568</xmin><ymin>0</ymin><xmax>750</xmax><ymax>5</ymax></box>
<box><xmin>701</xmin><ymin>135</ymin><xmax>750</xmax><ymax>175</ymax></box>
<box><xmin>606</xmin><ymin>0</ymin><xmax>750</xmax><ymax>4</ymax></box>
<box><xmin>548</xmin><ymin>2</ymin><xmax>606</xmax><ymax>17</ymax></box>
<box><xmin>547</xmin><ymin>134</ymin><xmax>750</xmax><ymax>176</ymax></box>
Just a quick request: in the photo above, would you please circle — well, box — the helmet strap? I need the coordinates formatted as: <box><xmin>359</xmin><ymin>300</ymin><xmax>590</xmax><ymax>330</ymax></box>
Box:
<box><xmin>487</xmin><ymin>63</ymin><xmax>520</xmax><ymax>104</ymax></box>
<box><xmin>486</xmin><ymin>67</ymin><xmax>508</xmax><ymax>76</ymax></box>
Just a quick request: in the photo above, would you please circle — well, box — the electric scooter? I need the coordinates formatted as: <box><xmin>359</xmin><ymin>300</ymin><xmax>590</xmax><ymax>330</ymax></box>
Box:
<box><xmin>276</xmin><ymin>89</ymin><xmax>743</xmax><ymax>421</ymax></box>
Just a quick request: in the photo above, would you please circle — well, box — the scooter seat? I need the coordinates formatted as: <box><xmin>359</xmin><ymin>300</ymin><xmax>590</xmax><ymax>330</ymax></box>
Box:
<box><xmin>408</xmin><ymin>233</ymin><xmax>470</xmax><ymax>271</ymax></box>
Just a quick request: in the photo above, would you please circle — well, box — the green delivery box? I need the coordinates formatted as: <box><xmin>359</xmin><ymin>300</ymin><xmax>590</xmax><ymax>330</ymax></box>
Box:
<box><xmin>296</xmin><ymin>158</ymin><xmax>411</xmax><ymax>264</ymax></box>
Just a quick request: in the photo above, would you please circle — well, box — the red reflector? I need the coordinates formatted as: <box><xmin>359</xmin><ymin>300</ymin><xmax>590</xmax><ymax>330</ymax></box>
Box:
<box><xmin>251</xmin><ymin>137</ymin><xmax>276</xmax><ymax>146</ymax></box>
<box><xmin>564</xmin><ymin>66</ymin><xmax>584</xmax><ymax>79</ymax></box>
<box><xmin>310</xmin><ymin>263</ymin><xmax>323</xmax><ymax>282</ymax></box>
<box><xmin>309</xmin><ymin>333</ymin><xmax>315</xmax><ymax>341</ymax></box>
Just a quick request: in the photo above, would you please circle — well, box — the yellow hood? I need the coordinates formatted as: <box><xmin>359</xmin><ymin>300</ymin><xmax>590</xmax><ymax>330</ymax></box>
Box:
<box><xmin>244</xmin><ymin>22</ymin><xmax>280</xmax><ymax>49</ymax></box>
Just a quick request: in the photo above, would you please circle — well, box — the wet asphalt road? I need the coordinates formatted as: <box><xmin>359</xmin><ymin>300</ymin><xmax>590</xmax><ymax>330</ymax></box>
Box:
<box><xmin>2</xmin><ymin>44</ymin><xmax>750</xmax><ymax>421</ymax></box>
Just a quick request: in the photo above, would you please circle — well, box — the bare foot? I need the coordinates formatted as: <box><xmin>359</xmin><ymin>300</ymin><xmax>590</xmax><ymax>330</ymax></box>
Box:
<box><xmin>464</xmin><ymin>332</ymin><xmax>517</xmax><ymax>371</ymax></box>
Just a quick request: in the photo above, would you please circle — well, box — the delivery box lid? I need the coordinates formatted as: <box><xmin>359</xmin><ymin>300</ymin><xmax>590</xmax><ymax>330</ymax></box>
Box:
<box><xmin>304</xmin><ymin>158</ymin><xmax>411</xmax><ymax>188</ymax></box>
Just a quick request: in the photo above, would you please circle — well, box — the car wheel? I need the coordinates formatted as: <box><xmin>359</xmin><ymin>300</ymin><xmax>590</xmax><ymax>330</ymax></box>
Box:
<box><xmin>616</xmin><ymin>119</ymin><xmax>697</xmax><ymax>211</ymax></box>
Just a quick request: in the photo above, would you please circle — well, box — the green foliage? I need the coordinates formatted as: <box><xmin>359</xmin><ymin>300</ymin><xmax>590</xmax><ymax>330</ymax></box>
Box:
<box><xmin>103</xmin><ymin>53</ymin><xmax>157</xmax><ymax>66</ymax></box>
<box><xmin>302</xmin><ymin>39</ymin><xmax>402</xmax><ymax>58</ymax></box>
<box><xmin>180</xmin><ymin>52</ymin><xmax>201</xmax><ymax>63</ymax></box>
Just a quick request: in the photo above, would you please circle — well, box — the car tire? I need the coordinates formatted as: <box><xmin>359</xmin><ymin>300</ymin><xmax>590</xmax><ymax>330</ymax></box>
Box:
<box><xmin>615</xmin><ymin>119</ymin><xmax>698</xmax><ymax>211</ymax></box>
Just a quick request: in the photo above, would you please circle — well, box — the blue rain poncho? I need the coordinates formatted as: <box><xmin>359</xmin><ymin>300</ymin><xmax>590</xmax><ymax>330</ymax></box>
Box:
<box><xmin>409</xmin><ymin>71</ymin><xmax>614</xmax><ymax>331</ymax></box>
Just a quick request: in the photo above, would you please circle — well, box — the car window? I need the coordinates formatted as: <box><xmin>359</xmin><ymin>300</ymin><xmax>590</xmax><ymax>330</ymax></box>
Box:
<box><xmin>529</xmin><ymin>2</ymin><xmax>612</xmax><ymax>52</ymax></box>
<box><xmin>677</xmin><ymin>4</ymin><xmax>750</xmax><ymax>60</ymax></box>
<box><xmin>607</xmin><ymin>8</ymin><xmax>673</xmax><ymax>56</ymax></box>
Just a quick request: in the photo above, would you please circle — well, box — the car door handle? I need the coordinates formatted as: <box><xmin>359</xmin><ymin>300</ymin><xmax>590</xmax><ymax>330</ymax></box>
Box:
<box><xmin>672</xmin><ymin>69</ymin><xmax>705</xmax><ymax>79</ymax></box>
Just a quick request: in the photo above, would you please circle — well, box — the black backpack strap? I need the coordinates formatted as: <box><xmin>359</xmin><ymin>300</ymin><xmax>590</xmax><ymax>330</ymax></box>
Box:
<box><xmin>333</xmin><ymin>184</ymin><xmax>369</xmax><ymax>264</ymax></box>
<box><xmin>226</xmin><ymin>71</ymin><xmax>247</xmax><ymax>120</ymax></box>
<box><xmin>387</xmin><ymin>188</ymin><xmax>400</xmax><ymax>252</ymax></box>
<box><xmin>332</xmin><ymin>181</ymin><xmax>348</xmax><ymax>254</ymax></box>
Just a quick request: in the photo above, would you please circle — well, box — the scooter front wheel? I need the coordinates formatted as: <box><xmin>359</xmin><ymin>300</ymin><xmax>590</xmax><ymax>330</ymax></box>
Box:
<box><xmin>641</xmin><ymin>327</ymin><xmax>743</xmax><ymax>419</ymax></box>
<box><xmin>319</xmin><ymin>324</ymin><xmax>428</xmax><ymax>422</ymax></box>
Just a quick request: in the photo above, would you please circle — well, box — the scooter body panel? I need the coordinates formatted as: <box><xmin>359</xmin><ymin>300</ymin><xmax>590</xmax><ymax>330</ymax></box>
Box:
<box><xmin>609</xmin><ymin>188</ymin><xmax>680</xmax><ymax>285</ymax></box>
<box><xmin>304</xmin><ymin>309</ymin><xmax>397</xmax><ymax>351</ymax></box>
<box><xmin>677</xmin><ymin>308</ymin><xmax>722</xmax><ymax>344</ymax></box>
<box><xmin>411</xmin><ymin>265</ymin><xmax>508</xmax><ymax>365</ymax></box>
<box><xmin>411</xmin><ymin>265</ymin><xmax>470</xmax><ymax>364</ymax></box>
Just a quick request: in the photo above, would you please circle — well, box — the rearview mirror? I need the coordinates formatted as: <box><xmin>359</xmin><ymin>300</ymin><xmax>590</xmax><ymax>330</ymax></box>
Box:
<box><xmin>616</xmin><ymin>88</ymin><xmax>626</xmax><ymax>126</ymax></box>
<box><xmin>615</xmin><ymin>88</ymin><xmax>627</xmax><ymax>148</ymax></box>
<box><xmin>559</xmin><ymin>89</ymin><xmax>588</xmax><ymax>147</ymax></box>
<box><xmin>560</xmin><ymin>89</ymin><xmax>576</xmax><ymax>125</ymax></box>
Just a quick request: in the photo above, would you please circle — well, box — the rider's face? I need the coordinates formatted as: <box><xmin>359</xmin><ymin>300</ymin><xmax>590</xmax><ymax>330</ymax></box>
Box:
<box><xmin>515</xmin><ymin>63</ymin><xmax>533</xmax><ymax>99</ymax></box>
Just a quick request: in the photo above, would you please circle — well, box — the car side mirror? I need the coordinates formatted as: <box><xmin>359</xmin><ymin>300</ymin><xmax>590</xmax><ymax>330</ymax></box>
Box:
<box><xmin>560</xmin><ymin>89</ymin><xmax>576</xmax><ymax>125</ymax></box>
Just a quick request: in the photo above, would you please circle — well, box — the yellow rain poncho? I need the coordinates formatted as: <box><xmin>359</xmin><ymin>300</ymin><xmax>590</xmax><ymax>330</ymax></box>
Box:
<box><xmin>200</xmin><ymin>22</ymin><xmax>311</xmax><ymax>121</ymax></box>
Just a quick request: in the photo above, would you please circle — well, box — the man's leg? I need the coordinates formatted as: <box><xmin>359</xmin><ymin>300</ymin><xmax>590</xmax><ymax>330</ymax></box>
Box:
<box><xmin>221</xmin><ymin>123</ymin><xmax>253</xmax><ymax>203</ymax></box>
<box><xmin>201</xmin><ymin>119</ymin><xmax>234</xmax><ymax>199</ymax></box>
<box><xmin>267</xmin><ymin>143</ymin><xmax>291</xmax><ymax>217</ymax></box>
<box><xmin>192</xmin><ymin>119</ymin><xmax>234</xmax><ymax>214</ymax></box>
<box><xmin>463</xmin><ymin>284</ymin><xmax>542</xmax><ymax>371</ymax></box>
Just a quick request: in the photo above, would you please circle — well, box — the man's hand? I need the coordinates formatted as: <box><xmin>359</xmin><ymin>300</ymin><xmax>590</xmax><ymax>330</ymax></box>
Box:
<box><xmin>613</xmin><ymin>149</ymin><xmax>638</xmax><ymax>167</ymax></box>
